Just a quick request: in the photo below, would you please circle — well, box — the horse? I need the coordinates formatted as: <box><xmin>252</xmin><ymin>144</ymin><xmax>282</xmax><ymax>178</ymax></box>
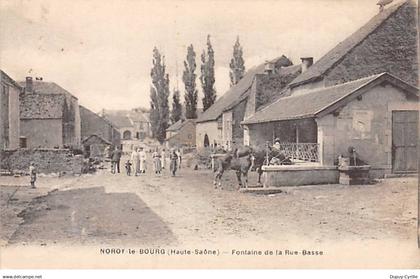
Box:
<box><xmin>213</xmin><ymin>145</ymin><xmax>293</xmax><ymax>190</ymax></box>
<box><xmin>248</xmin><ymin>146</ymin><xmax>292</xmax><ymax>186</ymax></box>
<box><xmin>213</xmin><ymin>146</ymin><xmax>253</xmax><ymax>190</ymax></box>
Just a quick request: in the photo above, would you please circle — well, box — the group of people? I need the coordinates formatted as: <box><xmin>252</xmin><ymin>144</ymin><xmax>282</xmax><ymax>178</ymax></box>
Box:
<box><xmin>110</xmin><ymin>145</ymin><xmax>183</xmax><ymax>177</ymax></box>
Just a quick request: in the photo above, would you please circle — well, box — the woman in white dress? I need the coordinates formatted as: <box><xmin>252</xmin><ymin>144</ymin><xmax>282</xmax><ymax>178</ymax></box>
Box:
<box><xmin>139</xmin><ymin>147</ymin><xmax>147</xmax><ymax>173</ymax></box>
<box><xmin>130</xmin><ymin>147</ymin><xmax>141</xmax><ymax>176</ymax></box>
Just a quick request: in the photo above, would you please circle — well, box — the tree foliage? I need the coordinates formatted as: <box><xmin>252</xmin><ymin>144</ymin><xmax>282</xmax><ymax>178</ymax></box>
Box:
<box><xmin>200</xmin><ymin>35</ymin><xmax>216</xmax><ymax>111</ymax></box>
<box><xmin>182</xmin><ymin>44</ymin><xmax>198</xmax><ymax>119</ymax></box>
<box><xmin>171</xmin><ymin>88</ymin><xmax>182</xmax><ymax>124</ymax></box>
<box><xmin>229</xmin><ymin>36</ymin><xmax>245</xmax><ymax>87</ymax></box>
<box><xmin>149</xmin><ymin>47</ymin><xmax>170</xmax><ymax>144</ymax></box>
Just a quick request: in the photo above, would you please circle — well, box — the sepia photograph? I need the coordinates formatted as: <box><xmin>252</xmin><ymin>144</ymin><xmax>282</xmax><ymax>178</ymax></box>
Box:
<box><xmin>0</xmin><ymin>0</ymin><xmax>419</xmax><ymax>273</ymax></box>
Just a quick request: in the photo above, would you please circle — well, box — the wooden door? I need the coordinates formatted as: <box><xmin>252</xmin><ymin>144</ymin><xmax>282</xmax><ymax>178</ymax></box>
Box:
<box><xmin>392</xmin><ymin>111</ymin><xmax>418</xmax><ymax>173</ymax></box>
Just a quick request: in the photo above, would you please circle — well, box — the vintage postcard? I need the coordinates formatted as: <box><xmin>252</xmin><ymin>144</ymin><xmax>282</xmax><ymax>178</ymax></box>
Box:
<box><xmin>0</xmin><ymin>0</ymin><xmax>419</xmax><ymax>271</ymax></box>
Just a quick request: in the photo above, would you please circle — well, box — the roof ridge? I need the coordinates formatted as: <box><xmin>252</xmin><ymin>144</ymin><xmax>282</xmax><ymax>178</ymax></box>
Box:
<box><xmin>289</xmin><ymin>0</ymin><xmax>408</xmax><ymax>88</ymax></box>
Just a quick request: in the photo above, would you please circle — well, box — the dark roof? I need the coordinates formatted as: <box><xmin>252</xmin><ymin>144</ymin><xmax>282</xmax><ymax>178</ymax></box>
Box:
<box><xmin>103</xmin><ymin>111</ymin><xmax>132</xmax><ymax>128</ymax></box>
<box><xmin>18</xmin><ymin>81</ymin><xmax>78</xmax><ymax>100</ymax></box>
<box><xmin>1</xmin><ymin>70</ymin><xmax>22</xmax><ymax>89</ymax></box>
<box><xmin>289</xmin><ymin>1</ymin><xmax>408</xmax><ymax>88</ymax></box>
<box><xmin>20</xmin><ymin>93</ymin><xmax>65</xmax><ymax>119</ymax></box>
<box><xmin>196</xmin><ymin>55</ymin><xmax>294</xmax><ymax>123</ymax></box>
<box><xmin>242</xmin><ymin>73</ymin><xmax>418</xmax><ymax>124</ymax></box>
<box><xmin>79</xmin><ymin>105</ymin><xmax>116</xmax><ymax>128</ymax></box>
<box><xmin>82</xmin><ymin>134</ymin><xmax>112</xmax><ymax>146</ymax></box>
<box><xmin>167</xmin><ymin>119</ymin><xmax>195</xmax><ymax>132</ymax></box>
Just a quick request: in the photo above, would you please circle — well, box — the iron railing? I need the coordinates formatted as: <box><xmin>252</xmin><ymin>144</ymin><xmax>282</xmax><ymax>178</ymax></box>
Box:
<box><xmin>278</xmin><ymin>142</ymin><xmax>320</xmax><ymax>162</ymax></box>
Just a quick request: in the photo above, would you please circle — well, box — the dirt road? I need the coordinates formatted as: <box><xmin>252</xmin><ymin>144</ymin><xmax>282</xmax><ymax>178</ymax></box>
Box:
<box><xmin>1</xmin><ymin>160</ymin><xmax>419</xmax><ymax>267</ymax></box>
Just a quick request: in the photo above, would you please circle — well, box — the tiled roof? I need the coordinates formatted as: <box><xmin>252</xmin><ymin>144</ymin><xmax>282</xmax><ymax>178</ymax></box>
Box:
<box><xmin>129</xmin><ymin>109</ymin><xmax>149</xmax><ymax>122</ymax></box>
<box><xmin>289</xmin><ymin>1</ymin><xmax>408</xmax><ymax>88</ymax></box>
<box><xmin>197</xmin><ymin>55</ymin><xmax>293</xmax><ymax>123</ymax></box>
<box><xmin>104</xmin><ymin>108</ymin><xmax>150</xmax><ymax>128</ymax></box>
<box><xmin>167</xmin><ymin>119</ymin><xmax>195</xmax><ymax>131</ymax></box>
<box><xmin>242</xmin><ymin>73</ymin><xmax>418</xmax><ymax>124</ymax></box>
<box><xmin>20</xmin><ymin>93</ymin><xmax>65</xmax><ymax>119</ymax></box>
<box><xmin>18</xmin><ymin>81</ymin><xmax>78</xmax><ymax>100</ymax></box>
<box><xmin>103</xmin><ymin>111</ymin><xmax>133</xmax><ymax>128</ymax></box>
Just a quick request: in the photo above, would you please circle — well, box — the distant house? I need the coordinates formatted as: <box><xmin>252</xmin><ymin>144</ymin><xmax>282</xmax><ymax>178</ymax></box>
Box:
<box><xmin>102</xmin><ymin>108</ymin><xmax>151</xmax><ymax>153</ymax></box>
<box><xmin>0</xmin><ymin>70</ymin><xmax>21</xmax><ymax>150</ymax></box>
<box><xmin>196</xmin><ymin>55</ymin><xmax>301</xmax><ymax>150</ymax></box>
<box><xmin>81</xmin><ymin>134</ymin><xmax>112</xmax><ymax>159</ymax></box>
<box><xmin>242</xmin><ymin>0</ymin><xmax>419</xmax><ymax>177</ymax></box>
<box><xmin>80</xmin><ymin>105</ymin><xmax>121</xmax><ymax>147</ymax></box>
<box><xmin>165</xmin><ymin>119</ymin><xmax>196</xmax><ymax>148</ymax></box>
<box><xmin>18</xmin><ymin>77</ymin><xmax>81</xmax><ymax>149</ymax></box>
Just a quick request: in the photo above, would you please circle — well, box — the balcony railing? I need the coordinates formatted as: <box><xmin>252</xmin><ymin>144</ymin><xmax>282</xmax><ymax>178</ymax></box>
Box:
<box><xmin>279</xmin><ymin>142</ymin><xmax>320</xmax><ymax>163</ymax></box>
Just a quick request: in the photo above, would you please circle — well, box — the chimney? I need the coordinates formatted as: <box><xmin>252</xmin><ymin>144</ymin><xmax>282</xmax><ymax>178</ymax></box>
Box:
<box><xmin>25</xmin><ymin>76</ymin><xmax>33</xmax><ymax>93</ymax></box>
<box><xmin>264</xmin><ymin>61</ymin><xmax>275</xmax><ymax>74</ymax></box>
<box><xmin>300</xmin><ymin>57</ymin><xmax>314</xmax><ymax>73</ymax></box>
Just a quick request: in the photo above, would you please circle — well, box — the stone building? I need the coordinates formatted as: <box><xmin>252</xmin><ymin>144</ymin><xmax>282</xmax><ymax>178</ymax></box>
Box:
<box><xmin>196</xmin><ymin>55</ymin><xmax>301</xmax><ymax>149</ymax></box>
<box><xmin>80</xmin><ymin>105</ymin><xmax>121</xmax><ymax>147</ymax></box>
<box><xmin>19</xmin><ymin>77</ymin><xmax>81</xmax><ymax>149</ymax></box>
<box><xmin>0</xmin><ymin>70</ymin><xmax>21</xmax><ymax>150</ymax></box>
<box><xmin>102</xmin><ymin>108</ymin><xmax>151</xmax><ymax>153</ymax></box>
<box><xmin>242</xmin><ymin>0</ymin><xmax>418</xmax><ymax>177</ymax></box>
<box><xmin>165</xmin><ymin>119</ymin><xmax>196</xmax><ymax>148</ymax></box>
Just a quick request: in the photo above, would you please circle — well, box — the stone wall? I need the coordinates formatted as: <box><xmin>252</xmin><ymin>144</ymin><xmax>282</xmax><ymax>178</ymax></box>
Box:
<box><xmin>62</xmin><ymin>95</ymin><xmax>81</xmax><ymax>148</ymax></box>
<box><xmin>0</xmin><ymin>73</ymin><xmax>20</xmax><ymax>150</ymax></box>
<box><xmin>0</xmin><ymin>148</ymin><xmax>83</xmax><ymax>175</ymax></box>
<box><xmin>20</xmin><ymin>119</ymin><xmax>63</xmax><ymax>148</ymax></box>
<box><xmin>232</xmin><ymin>99</ymin><xmax>247</xmax><ymax>146</ymax></box>
<box><xmin>316</xmin><ymin>83</ymin><xmax>417</xmax><ymax>176</ymax></box>
<box><xmin>196</xmin><ymin>120</ymin><xmax>222</xmax><ymax>148</ymax></box>
<box><xmin>167</xmin><ymin>121</ymin><xmax>196</xmax><ymax>147</ymax></box>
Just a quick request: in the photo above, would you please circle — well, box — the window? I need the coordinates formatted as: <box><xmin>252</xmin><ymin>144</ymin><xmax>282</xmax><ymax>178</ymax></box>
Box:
<box><xmin>19</xmin><ymin>137</ymin><xmax>27</xmax><ymax>148</ymax></box>
<box><xmin>123</xmin><ymin>130</ymin><xmax>132</xmax><ymax>140</ymax></box>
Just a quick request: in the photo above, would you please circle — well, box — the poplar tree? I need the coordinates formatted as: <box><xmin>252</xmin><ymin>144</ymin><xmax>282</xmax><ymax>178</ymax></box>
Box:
<box><xmin>183</xmin><ymin>44</ymin><xmax>198</xmax><ymax>119</ymax></box>
<box><xmin>200</xmin><ymin>35</ymin><xmax>216</xmax><ymax>111</ymax></box>
<box><xmin>171</xmin><ymin>89</ymin><xmax>182</xmax><ymax>124</ymax></box>
<box><xmin>150</xmin><ymin>47</ymin><xmax>170</xmax><ymax>144</ymax></box>
<box><xmin>229</xmin><ymin>36</ymin><xmax>245</xmax><ymax>87</ymax></box>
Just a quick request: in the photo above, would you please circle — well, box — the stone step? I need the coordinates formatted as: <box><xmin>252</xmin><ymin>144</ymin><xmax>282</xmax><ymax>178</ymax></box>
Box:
<box><xmin>239</xmin><ymin>187</ymin><xmax>284</xmax><ymax>195</ymax></box>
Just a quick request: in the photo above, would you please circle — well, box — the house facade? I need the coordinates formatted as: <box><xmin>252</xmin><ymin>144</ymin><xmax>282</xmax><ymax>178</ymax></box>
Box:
<box><xmin>242</xmin><ymin>0</ymin><xmax>419</xmax><ymax>177</ymax></box>
<box><xmin>102</xmin><ymin>108</ymin><xmax>151</xmax><ymax>153</ymax></box>
<box><xmin>165</xmin><ymin>119</ymin><xmax>196</xmax><ymax>148</ymax></box>
<box><xmin>0</xmin><ymin>70</ymin><xmax>21</xmax><ymax>150</ymax></box>
<box><xmin>19</xmin><ymin>77</ymin><xmax>81</xmax><ymax>149</ymax></box>
<box><xmin>196</xmin><ymin>55</ymin><xmax>301</xmax><ymax>149</ymax></box>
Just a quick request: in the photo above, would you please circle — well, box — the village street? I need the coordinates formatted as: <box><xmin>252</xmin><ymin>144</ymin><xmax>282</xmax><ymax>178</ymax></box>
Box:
<box><xmin>1</xmin><ymin>156</ymin><xmax>418</xmax><ymax>252</ymax></box>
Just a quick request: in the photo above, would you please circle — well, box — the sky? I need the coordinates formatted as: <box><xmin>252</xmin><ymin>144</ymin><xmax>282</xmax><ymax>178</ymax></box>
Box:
<box><xmin>0</xmin><ymin>0</ymin><xmax>381</xmax><ymax>112</ymax></box>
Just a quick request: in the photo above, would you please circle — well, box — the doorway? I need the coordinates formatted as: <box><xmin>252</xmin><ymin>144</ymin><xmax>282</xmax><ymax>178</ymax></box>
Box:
<box><xmin>392</xmin><ymin>110</ymin><xmax>418</xmax><ymax>173</ymax></box>
<box><xmin>204</xmin><ymin>134</ymin><xmax>209</xmax><ymax>147</ymax></box>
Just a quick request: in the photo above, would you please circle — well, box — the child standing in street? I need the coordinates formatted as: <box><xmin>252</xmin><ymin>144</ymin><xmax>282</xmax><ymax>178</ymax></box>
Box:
<box><xmin>125</xmin><ymin>160</ymin><xmax>132</xmax><ymax>176</ymax></box>
<box><xmin>29</xmin><ymin>162</ymin><xmax>36</xmax><ymax>189</ymax></box>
